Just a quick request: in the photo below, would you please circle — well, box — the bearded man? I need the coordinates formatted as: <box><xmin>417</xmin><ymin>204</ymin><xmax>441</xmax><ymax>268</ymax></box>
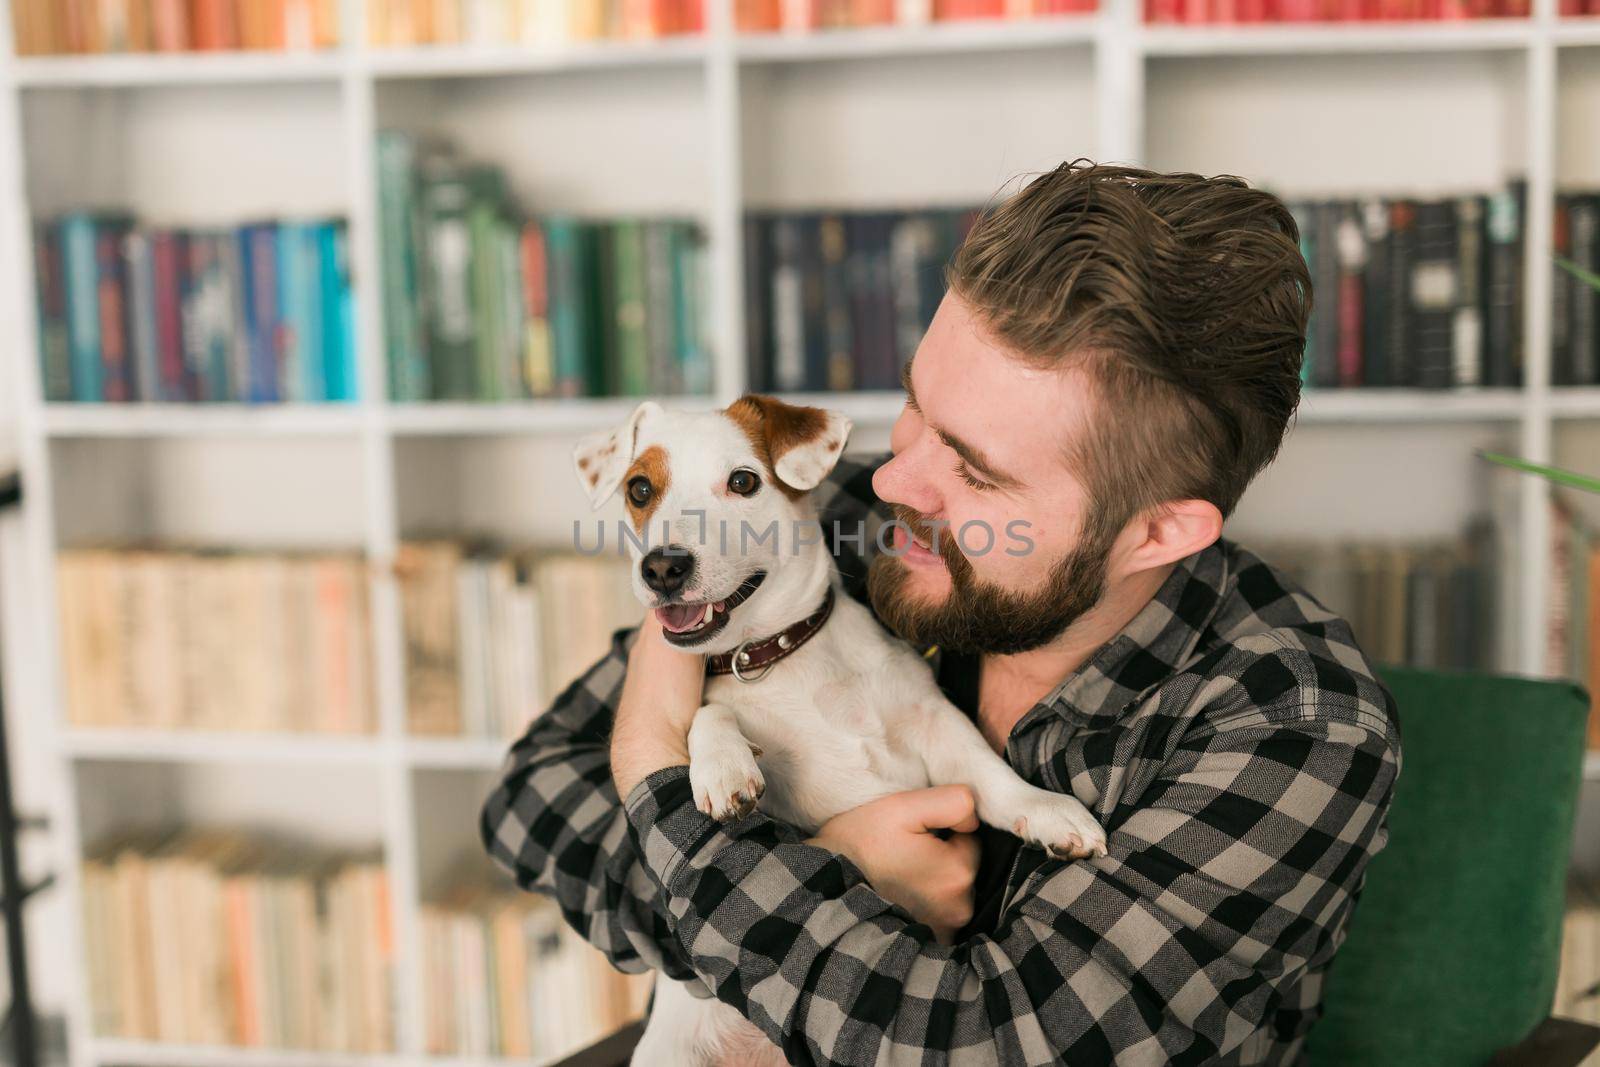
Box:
<box><xmin>482</xmin><ymin>158</ymin><xmax>1401</xmax><ymax>1066</ymax></box>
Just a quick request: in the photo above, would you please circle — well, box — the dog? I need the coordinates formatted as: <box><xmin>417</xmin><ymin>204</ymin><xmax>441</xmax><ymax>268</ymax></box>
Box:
<box><xmin>573</xmin><ymin>394</ymin><xmax>1107</xmax><ymax>1067</ymax></box>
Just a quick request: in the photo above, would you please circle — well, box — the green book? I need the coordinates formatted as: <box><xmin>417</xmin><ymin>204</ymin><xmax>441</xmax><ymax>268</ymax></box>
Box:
<box><xmin>418</xmin><ymin>155</ymin><xmax>476</xmax><ymax>401</ymax></box>
<box><xmin>375</xmin><ymin>131</ymin><xmax>429</xmax><ymax>401</ymax></box>
<box><xmin>542</xmin><ymin>217</ymin><xmax>589</xmax><ymax>399</ymax></box>
<box><xmin>465</xmin><ymin>167</ymin><xmax>507</xmax><ymax>402</ymax></box>
<box><xmin>588</xmin><ymin>222</ymin><xmax>616</xmax><ymax>397</ymax></box>
<box><xmin>611</xmin><ymin>219</ymin><xmax>649</xmax><ymax>397</ymax></box>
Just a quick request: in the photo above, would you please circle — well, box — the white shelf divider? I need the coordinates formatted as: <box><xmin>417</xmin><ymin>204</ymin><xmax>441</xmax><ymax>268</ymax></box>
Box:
<box><xmin>1</xmin><ymin>0</ymin><xmax>1597</xmax><ymax>1065</ymax></box>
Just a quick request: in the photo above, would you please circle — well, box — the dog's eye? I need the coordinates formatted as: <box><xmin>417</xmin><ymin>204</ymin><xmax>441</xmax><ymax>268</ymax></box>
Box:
<box><xmin>728</xmin><ymin>469</ymin><xmax>760</xmax><ymax>496</ymax></box>
<box><xmin>627</xmin><ymin>477</ymin><xmax>654</xmax><ymax>507</ymax></box>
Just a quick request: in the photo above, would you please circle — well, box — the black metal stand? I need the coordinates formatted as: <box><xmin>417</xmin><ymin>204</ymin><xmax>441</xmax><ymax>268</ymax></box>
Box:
<box><xmin>0</xmin><ymin>469</ymin><xmax>41</xmax><ymax>1067</ymax></box>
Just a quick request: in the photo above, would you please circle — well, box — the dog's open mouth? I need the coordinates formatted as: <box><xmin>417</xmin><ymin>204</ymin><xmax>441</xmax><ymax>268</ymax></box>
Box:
<box><xmin>655</xmin><ymin>571</ymin><xmax>767</xmax><ymax>647</ymax></box>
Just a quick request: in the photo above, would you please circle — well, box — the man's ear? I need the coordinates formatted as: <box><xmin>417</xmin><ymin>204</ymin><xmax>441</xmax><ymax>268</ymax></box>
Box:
<box><xmin>573</xmin><ymin>401</ymin><xmax>662</xmax><ymax>510</ymax></box>
<box><xmin>726</xmin><ymin>395</ymin><xmax>853</xmax><ymax>493</ymax></box>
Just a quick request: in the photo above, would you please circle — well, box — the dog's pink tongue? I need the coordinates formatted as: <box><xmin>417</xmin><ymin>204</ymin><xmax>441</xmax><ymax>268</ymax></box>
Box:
<box><xmin>656</xmin><ymin>604</ymin><xmax>704</xmax><ymax>633</ymax></box>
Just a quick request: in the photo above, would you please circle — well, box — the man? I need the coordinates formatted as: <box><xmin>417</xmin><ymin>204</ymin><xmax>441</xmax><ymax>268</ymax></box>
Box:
<box><xmin>481</xmin><ymin>159</ymin><xmax>1401</xmax><ymax>1065</ymax></box>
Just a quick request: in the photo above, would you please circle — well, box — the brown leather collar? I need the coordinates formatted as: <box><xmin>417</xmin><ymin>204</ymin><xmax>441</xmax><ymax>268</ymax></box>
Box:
<box><xmin>706</xmin><ymin>586</ymin><xmax>835</xmax><ymax>681</ymax></box>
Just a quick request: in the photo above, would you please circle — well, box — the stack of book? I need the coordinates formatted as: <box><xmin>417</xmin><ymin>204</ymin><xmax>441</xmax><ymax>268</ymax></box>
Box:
<box><xmin>1284</xmin><ymin>186</ymin><xmax>1528</xmax><ymax>391</ymax></box>
<box><xmin>81</xmin><ymin>831</ymin><xmax>392</xmax><ymax>1051</ymax></box>
<box><xmin>378</xmin><ymin>132</ymin><xmax>712</xmax><ymax>403</ymax></box>
<box><xmin>10</xmin><ymin>0</ymin><xmax>341</xmax><ymax>54</ymax></box>
<box><xmin>1553</xmin><ymin>190</ymin><xmax>1600</xmax><ymax>388</ymax></box>
<box><xmin>743</xmin><ymin>207</ymin><xmax>981</xmax><ymax>394</ymax></box>
<box><xmin>1549</xmin><ymin>491</ymin><xmax>1600</xmax><ymax>752</ymax></box>
<box><xmin>399</xmin><ymin>542</ymin><xmax>637</xmax><ymax>739</ymax></box>
<box><xmin>1145</xmin><ymin>0</ymin><xmax>1528</xmax><ymax>21</ymax></box>
<box><xmin>735</xmin><ymin>0</ymin><xmax>1095</xmax><ymax>32</ymax></box>
<box><xmin>1250</xmin><ymin>522</ymin><xmax>1499</xmax><ymax>672</ymax></box>
<box><xmin>368</xmin><ymin>0</ymin><xmax>704</xmax><ymax>44</ymax></box>
<box><xmin>34</xmin><ymin>215</ymin><xmax>358</xmax><ymax>404</ymax></box>
<box><xmin>1561</xmin><ymin>0</ymin><xmax>1600</xmax><ymax>13</ymax></box>
<box><xmin>420</xmin><ymin>880</ymin><xmax>653</xmax><ymax>1058</ymax></box>
<box><xmin>57</xmin><ymin>548</ymin><xmax>376</xmax><ymax>734</ymax></box>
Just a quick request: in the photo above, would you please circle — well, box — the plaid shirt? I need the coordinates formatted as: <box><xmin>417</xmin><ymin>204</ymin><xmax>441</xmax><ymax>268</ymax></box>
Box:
<box><xmin>482</xmin><ymin>451</ymin><xmax>1402</xmax><ymax>1066</ymax></box>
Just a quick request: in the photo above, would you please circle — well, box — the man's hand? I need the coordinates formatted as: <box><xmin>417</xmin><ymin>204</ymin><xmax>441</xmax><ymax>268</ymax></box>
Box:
<box><xmin>610</xmin><ymin>612</ymin><xmax>706</xmax><ymax>799</ymax></box>
<box><xmin>809</xmin><ymin>785</ymin><xmax>982</xmax><ymax>945</ymax></box>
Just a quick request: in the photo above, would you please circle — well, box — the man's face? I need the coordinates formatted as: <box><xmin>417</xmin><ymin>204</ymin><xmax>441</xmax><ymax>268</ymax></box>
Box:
<box><xmin>867</xmin><ymin>292</ymin><xmax>1121</xmax><ymax>656</ymax></box>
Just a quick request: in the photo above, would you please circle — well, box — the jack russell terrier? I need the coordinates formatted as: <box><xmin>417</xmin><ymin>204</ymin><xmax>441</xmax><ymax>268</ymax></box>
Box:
<box><xmin>574</xmin><ymin>394</ymin><xmax>1107</xmax><ymax>1066</ymax></box>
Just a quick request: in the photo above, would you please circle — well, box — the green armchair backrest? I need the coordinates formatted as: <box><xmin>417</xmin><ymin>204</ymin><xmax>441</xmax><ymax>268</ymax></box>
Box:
<box><xmin>1306</xmin><ymin>665</ymin><xmax>1591</xmax><ymax>1066</ymax></box>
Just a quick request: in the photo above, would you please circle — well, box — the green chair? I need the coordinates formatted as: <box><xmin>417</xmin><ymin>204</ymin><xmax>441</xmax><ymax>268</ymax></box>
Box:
<box><xmin>1307</xmin><ymin>665</ymin><xmax>1598</xmax><ymax>1067</ymax></box>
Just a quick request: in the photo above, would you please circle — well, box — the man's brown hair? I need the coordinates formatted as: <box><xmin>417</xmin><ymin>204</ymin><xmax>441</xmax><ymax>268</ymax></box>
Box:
<box><xmin>947</xmin><ymin>158</ymin><xmax>1311</xmax><ymax>546</ymax></box>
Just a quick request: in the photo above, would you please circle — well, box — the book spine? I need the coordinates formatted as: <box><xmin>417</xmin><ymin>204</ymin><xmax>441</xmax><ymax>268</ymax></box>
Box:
<box><xmin>1313</xmin><ymin>201</ymin><xmax>1342</xmax><ymax>389</ymax></box>
<box><xmin>1333</xmin><ymin>203</ymin><xmax>1365</xmax><ymax>389</ymax></box>
<box><xmin>63</xmin><ymin>215</ymin><xmax>104</xmax><ymax>402</ymax></box>
<box><xmin>1385</xmin><ymin>199</ymin><xmax>1417</xmax><ymax>388</ymax></box>
<box><xmin>543</xmin><ymin>217</ymin><xmax>587</xmax><ymax>398</ymax></box>
<box><xmin>1576</xmin><ymin>194</ymin><xmax>1600</xmax><ymax>385</ymax></box>
<box><xmin>1553</xmin><ymin>196</ymin><xmax>1574</xmax><ymax>387</ymax></box>
<box><xmin>743</xmin><ymin>215</ymin><xmax>773</xmax><ymax>394</ymax></box>
<box><xmin>1451</xmin><ymin>194</ymin><xmax>1484</xmax><ymax>389</ymax></box>
<box><xmin>36</xmin><ymin>223</ymin><xmax>74</xmax><ymax>401</ymax></box>
<box><xmin>96</xmin><ymin>222</ymin><xmax>132</xmax><ymax>402</ymax></box>
<box><xmin>770</xmin><ymin>216</ymin><xmax>805</xmax><ymax>393</ymax></box>
<box><xmin>1482</xmin><ymin>186</ymin><xmax>1521</xmax><ymax>388</ymax></box>
<box><xmin>300</xmin><ymin>223</ymin><xmax>328</xmax><ymax>403</ymax></box>
<box><xmin>642</xmin><ymin>221</ymin><xmax>677</xmax><ymax>396</ymax></box>
<box><xmin>253</xmin><ymin>224</ymin><xmax>284</xmax><ymax>403</ymax></box>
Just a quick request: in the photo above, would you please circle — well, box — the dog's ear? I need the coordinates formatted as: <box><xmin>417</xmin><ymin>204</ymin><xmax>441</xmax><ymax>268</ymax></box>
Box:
<box><xmin>726</xmin><ymin>395</ymin><xmax>853</xmax><ymax>494</ymax></box>
<box><xmin>573</xmin><ymin>401</ymin><xmax>662</xmax><ymax>509</ymax></box>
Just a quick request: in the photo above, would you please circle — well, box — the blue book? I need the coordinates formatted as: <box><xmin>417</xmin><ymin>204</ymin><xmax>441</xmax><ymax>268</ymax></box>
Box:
<box><xmin>332</xmin><ymin>223</ymin><xmax>357</xmax><ymax>401</ymax></box>
<box><xmin>247</xmin><ymin>224</ymin><xmax>281</xmax><ymax>403</ymax></box>
<box><xmin>296</xmin><ymin>223</ymin><xmax>326</xmax><ymax>403</ymax></box>
<box><xmin>315</xmin><ymin>222</ymin><xmax>345</xmax><ymax>401</ymax></box>
<box><xmin>60</xmin><ymin>214</ymin><xmax>102</xmax><ymax>401</ymax></box>
<box><xmin>276</xmin><ymin>222</ymin><xmax>308</xmax><ymax>401</ymax></box>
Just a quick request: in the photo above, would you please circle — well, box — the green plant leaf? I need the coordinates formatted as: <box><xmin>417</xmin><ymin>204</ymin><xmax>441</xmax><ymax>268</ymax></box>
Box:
<box><xmin>1477</xmin><ymin>451</ymin><xmax>1600</xmax><ymax>495</ymax></box>
<box><xmin>1555</xmin><ymin>255</ymin><xmax>1600</xmax><ymax>294</ymax></box>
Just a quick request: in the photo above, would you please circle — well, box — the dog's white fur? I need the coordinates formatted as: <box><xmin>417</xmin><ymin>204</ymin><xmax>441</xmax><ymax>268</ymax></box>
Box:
<box><xmin>574</xmin><ymin>397</ymin><xmax>1107</xmax><ymax>1067</ymax></box>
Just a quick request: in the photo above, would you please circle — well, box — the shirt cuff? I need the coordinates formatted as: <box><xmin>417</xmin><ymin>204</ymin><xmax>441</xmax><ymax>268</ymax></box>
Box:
<box><xmin>623</xmin><ymin>763</ymin><xmax>730</xmax><ymax>892</ymax></box>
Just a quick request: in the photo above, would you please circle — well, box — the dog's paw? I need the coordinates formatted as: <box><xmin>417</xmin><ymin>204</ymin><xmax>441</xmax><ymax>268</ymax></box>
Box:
<box><xmin>1008</xmin><ymin>791</ymin><xmax>1108</xmax><ymax>861</ymax></box>
<box><xmin>690</xmin><ymin>745</ymin><xmax>766</xmax><ymax>822</ymax></box>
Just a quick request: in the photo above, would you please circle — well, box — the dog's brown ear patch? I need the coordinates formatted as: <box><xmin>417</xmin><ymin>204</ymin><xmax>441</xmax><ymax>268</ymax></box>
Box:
<box><xmin>726</xmin><ymin>395</ymin><xmax>852</xmax><ymax>497</ymax></box>
<box><xmin>624</xmin><ymin>445</ymin><xmax>671</xmax><ymax>529</ymax></box>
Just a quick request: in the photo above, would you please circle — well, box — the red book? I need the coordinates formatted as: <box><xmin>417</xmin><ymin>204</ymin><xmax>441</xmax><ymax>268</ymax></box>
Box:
<box><xmin>1337</xmin><ymin>251</ymin><xmax>1363</xmax><ymax>387</ymax></box>
<box><xmin>152</xmin><ymin>0</ymin><xmax>190</xmax><ymax>49</ymax></box>
<box><xmin>152</xmin><ymin>233</ymin><xmax>189</xmax><ymax>402</ymax></box>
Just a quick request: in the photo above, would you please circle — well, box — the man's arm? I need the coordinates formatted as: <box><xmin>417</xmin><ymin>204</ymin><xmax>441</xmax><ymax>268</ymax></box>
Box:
<box><xmin>479</xmin><ymin>624</ymin><xmax>705</xmax><ymax>983</ymax></box>
<box><xmin>621</xmin><ymin>699</ymin><xmax>1400</xmax><ymax>1065</ymax></box>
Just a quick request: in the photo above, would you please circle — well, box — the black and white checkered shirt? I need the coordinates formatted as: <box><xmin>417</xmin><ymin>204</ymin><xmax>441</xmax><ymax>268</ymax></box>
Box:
<box><xmin>481</xmin><ymin>452</ymin><xmax>1402</xmax><ymax>1066</ymax></box>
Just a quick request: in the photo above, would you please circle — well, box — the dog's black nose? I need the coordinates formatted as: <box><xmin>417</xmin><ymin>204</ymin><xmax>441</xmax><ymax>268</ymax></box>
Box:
<box><xmin>640</xmin><ymin>546</ymin><xmax>695</xmax><ymax>595</ymax></box>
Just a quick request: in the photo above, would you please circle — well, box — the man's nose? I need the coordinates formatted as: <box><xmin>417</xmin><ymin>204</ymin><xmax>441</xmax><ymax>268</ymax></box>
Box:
<box><xmin>872</xmin><ymin>440</ymin><xmax>941</xmax><ymax>518</ymax></box>
<box><xmin>640</xmin><ymin>546</ymin><xmax>695</xmax><ymax>595</ymax></box>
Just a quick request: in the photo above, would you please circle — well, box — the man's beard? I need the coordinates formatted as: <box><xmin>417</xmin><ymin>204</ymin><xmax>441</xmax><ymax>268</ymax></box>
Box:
<box><xmin>866</xmin><ymin>503</ymin><xmax>1116</xmax><ymax>656</ymax></box>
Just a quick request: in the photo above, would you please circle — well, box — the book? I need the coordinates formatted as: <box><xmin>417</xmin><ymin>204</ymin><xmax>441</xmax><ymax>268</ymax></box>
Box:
<box><xmin>57</xmin><ymin>547</ymin><xmax>376</xmax><ymax>734</ymax></box>
<box><xmin>82</xmin><ymin>830</ymin><xmax>391</xmax><ymax>1052</ymax></box>
<box><xmin>379</xmin><ymin>132</ymin><xmax>710</xmax><ymax>401</ymax></box>
<box><xmin>398</xmin><ymin>541</ymin><xmax>636</xmax><ymax>739</ymax></box>
<box><xmin>13</xmin><ymin>0</ymin><xmax>342</xmax><ymax>54</ymax></box>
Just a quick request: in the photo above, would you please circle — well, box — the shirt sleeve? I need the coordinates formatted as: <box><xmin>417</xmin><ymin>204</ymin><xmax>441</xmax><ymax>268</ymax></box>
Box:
<box><xmin>621</xmin><ymin>708</ymin><xmax>1399</xmax><ymax>1067</ymax></box>
<box><xmin>479</xmin><ymin>624</ymin><xmax>704</xmax><ymax>986</ymax></box>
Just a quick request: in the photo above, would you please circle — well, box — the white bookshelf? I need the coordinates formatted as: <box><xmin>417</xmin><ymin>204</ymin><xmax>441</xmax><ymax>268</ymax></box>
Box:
<box><xmin>1</xmin><ymin>2</ymin><xmax>1599</xmax><ymax>1066</ymax></box>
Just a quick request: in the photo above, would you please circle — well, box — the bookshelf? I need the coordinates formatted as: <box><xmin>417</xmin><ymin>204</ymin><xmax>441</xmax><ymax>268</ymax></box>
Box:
<box><xmin>1</xmin><ymin>2</ymin><xmax>1598</xmax><ymax>1066</ymax></box>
